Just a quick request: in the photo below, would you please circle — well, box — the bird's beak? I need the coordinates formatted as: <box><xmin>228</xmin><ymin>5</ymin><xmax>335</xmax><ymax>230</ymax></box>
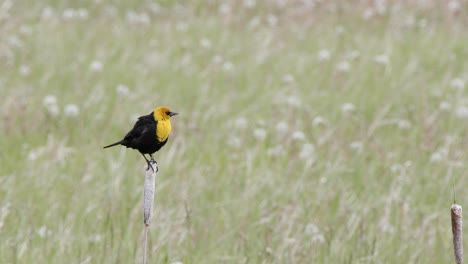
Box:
<box><xmin>169</xmin><ymin>112</ymin><xmax>178</xmax><ymax>117</ymax></box>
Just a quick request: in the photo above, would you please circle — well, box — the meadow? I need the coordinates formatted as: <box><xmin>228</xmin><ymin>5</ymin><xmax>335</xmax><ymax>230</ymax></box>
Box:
<box><xmin>1</xmin><ymin>1</ymin><xmax>468</xmax><ymax>263</ymax></box>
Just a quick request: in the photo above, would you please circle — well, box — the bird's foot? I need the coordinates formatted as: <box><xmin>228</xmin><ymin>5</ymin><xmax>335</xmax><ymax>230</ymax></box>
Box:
<box><xmin>146</xmin><ymin>160</ymin><xmax>158</xmax><ymax>173</ymax></box>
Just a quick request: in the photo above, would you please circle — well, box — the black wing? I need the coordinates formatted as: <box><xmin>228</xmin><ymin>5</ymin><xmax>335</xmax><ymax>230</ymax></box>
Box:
<box><xmin>133</xmin><ymin>113</ymin><xmax>155</xmax><ymax>128</ymax></box>
<box><xmin>122</xmin><ymin>113</ymin><xmax>156</xmax><ymax>142</ymax></box>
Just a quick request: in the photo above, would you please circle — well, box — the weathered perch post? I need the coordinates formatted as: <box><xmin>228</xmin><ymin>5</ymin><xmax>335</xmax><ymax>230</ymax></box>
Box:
<box><xmin>143</xmin><ymin>161</ymin><xmax>158</xmax><ymax>264</ymax></box>
<box><xmin>451</xmin><ymin>202</ymin><xmax>463</xmax><ymax>264</ymax></box>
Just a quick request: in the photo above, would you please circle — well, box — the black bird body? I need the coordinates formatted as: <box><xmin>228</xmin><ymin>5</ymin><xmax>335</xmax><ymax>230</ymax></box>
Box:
<box><xmin>104</xmin><ymin>106</ymin><xmax>177</xmax><ymax>171</ymax></box>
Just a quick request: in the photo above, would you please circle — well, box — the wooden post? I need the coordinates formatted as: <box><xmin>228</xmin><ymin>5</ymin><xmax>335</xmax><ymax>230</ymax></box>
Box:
<box><xmin>143</xmin><ymin>161</ymin><xmax>158</xmax><ymax>264</ymax></box>
<box><xmin>451</xmin><ymin>203</ymin><xmax>463</xmax><ymax>264</ymax></box>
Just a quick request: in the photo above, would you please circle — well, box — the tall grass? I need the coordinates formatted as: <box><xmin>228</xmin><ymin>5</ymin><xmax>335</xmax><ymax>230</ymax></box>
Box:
<box><xmin>1</xmin><ymin>1</ymin><xmax>467</xmax><ymax>263</ymax></box>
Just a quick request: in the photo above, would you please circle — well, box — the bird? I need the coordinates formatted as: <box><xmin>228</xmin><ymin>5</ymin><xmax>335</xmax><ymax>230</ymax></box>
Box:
<box><xmin>103</xmin><ymin>106</ymin><xmax>178</xmax><ymax>172</ymax></box>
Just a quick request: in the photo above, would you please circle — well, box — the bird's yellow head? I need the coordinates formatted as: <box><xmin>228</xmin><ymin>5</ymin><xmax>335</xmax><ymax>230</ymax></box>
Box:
<box><xmin>153</xmin><ymin>106</ymin><xmax>178</xmax><ymax>121</ymax></box>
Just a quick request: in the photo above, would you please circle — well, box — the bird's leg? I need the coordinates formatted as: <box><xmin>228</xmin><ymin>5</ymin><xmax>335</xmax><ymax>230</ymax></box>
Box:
<box><xmin>149</xmin><ymin>154</ymin><xmax>158</xmax><ymax>172</ymax></box>
<box><xmin>140</xmin><ymin>153</ymin><xmax>154</xmax><ymax>172</ymax></box>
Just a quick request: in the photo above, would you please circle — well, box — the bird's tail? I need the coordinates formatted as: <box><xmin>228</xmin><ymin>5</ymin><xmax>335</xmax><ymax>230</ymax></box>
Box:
<box><xmin>103</xmin><ymin>141</ymin><xmax>122</xmax><ymax>149</ymax></box>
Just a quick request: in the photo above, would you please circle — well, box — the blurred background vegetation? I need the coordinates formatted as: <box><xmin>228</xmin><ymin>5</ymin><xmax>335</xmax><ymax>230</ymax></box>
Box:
<box><xmin>1</xmin><ymin>0</ymin><xmax>468</xmax><ymax>263</ymax></box>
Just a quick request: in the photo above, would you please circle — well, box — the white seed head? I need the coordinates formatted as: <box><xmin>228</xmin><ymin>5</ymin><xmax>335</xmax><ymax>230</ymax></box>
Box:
<box><xmin>116</xmin><ymin>84</ymin><xmax>130</xmax><ymax>95</ymax></box>
<box><xmin>305</xmin><ymin>223</ymin><xmax>319</xmax><ymax>235</ymax></box>
<box><xmin>227</xmin><ymin>136</ymin><xmax>242</xmax><ymax>148</ymax></box>
<box><xmin>219</xmin><ymin>4</ymin><xmax>231</xmax><ymax>14</ymax></box>
<box><xmin>349</xmin><ymin>50</ymin><xmax>360</xmax><ymax>60</ymax></box>
<box><xmin>200</xmin><ymin>38</ymin><xmax>212</xmax><ymax>49</ymax></box>
<box><xmin>63</xmin><ymin>8</ymin><xmax>76</xmax><ymax>19</ymax></box>
<box><xmin>450</xmin><ymin>78</ymin><xmax>465</xmax><ymax>90</ymax></box>
<box><xmin>267</xmin><ymin>14</ymin><xmax>278</xmax><ymax>27</ymax></box>
<box><xmin>390</xmin><ymin>164</ymin><xmax>400</xmax><ymax>173</ymax></box>
<box><xmin>342</xmin><ymin>103</ymin><xmax>355</xmax><ymax>114</ymax></box>
<box><xmin>28</xmin><ymin>151</ymin><xmax>37</xmax><ymax>161</ymax></box>
<box><xmin>37</xmin><ymin>226</ymin><xmax>52</xmax><ymax>238</ymax></box>
<box><xmin>317</xmin><ymin>49</ymin><xmax>331</xmax><ymax>62</ymax></box>
<box><xmin>439</xmin><ymin>101</ymin><xmax>451</xmax><ymax>111</ymax></box>
<box><xmin>222</xmin><ymin>61</ymin><xmax>234</xmax><ymax>72</ymax></box>
<box><xmin>243</xmin><ymin>0</ymin><xmax>256</xmax><ymax>9</ymax></box>
<box><xmin>43</xmin><ymin>95</ymin><xmax>57</xmax><ymax>106</ymax></box>
<box><xmin>77</xmin><ymin>8</ymin><xmax>89</xmax><ymax>19</ymax></box>
<box><xmin>286</xmin><ymin>95</ymin><xmax>301</xmax><ymax>107</ymax></box>
<box><xmin>456</xmin><ymin>106</ymin><xmax>468</xmax><ymax>118</ymax></box>
<box><xmin>88</xmin><ymin>234</ymin><xmax>102</xmax><ymax>243</ymax></box>
<box><xmin>212</xmin><ymin>55</ymin><xmax>223</xmax><ymax>64</ymax></box>
<box><xmin>448</xmin><ymin>0</ymin><xmax>461</xmax><ymax>13</ymax></box>
<box><xmin>46</xmin><ymin>104</ymin><xmax>60</xmax><ymax>116</ymax></box>
<box><xmin>276</xmin><ymin>121</ymin><xmax>288</xmax><ymax>133</ymax></box>
<box><xmin>253</xmin><ymin>128</ymin><xmax>267</xmax><ymax>140</ymax></box>
<box><xmin>234</xmin><ymin>117</ymin><xmax>248</xmax><ymax>129</ymax></box>
<box><xmin>292</xmin><ymin>131</ymin><xmax>306</xmax><ymax>141</ymax></box>
<box><xmin>312</xmin><ymin>116</ymin><xmax>326</xmax><ymax>127</ymax></box>
<box><xmin>398</xmin><ymin>119</ymin><xmax>411</xmax><ymax>129</ymax></box>
<box><xmin>299</xmin><ymin>143</ymin><xmax>315</xmax><ymax>160</ymax></box>
<box><xmin>350</xmin><ymin>141</ymin><xmax>363</xmax><ymax>152</ymax></box>
<box><xmin>42</xmin><ymin>7</ymin><xmax>54</xmax><ymax>19</ymax></box>
<box><xmin>64</xmin><ymin>104</ymin><xmax>80</xmax><ymax>117</ymax></box>
<box><xmin>267</xmin><ymin>145</ymin><xmax>284</xmax><ymax>157</ymax></box>
<box><xmin>282</xmin><ymin>74</ymin><xmax>295</xmax><ymax>84</ymax></box>
<box><xmin>430</xmin><ymin>152</ymin><xmax>443</xmax><ymax>163</ymax></box>
<box><xmin>335</xmin><ymin>25</ymin><xmax>344</xmax><ymax>35</ymax></box>
<box><xmin>175</xmin><ymin>22</ymin><xmax>188</xmax><ymax>32</ymax></box>
<box><xmin>19</xmin><ymin>65</ymin><xmax>30</xmax><ymax>76</ymax></box>
<box><xmin>89</xmin><ymin>60</ymin><xmax>103</xmax><ymax>72</ymax></box>
<box><xmin>363</xmin><ymin>8</ymin><xmax>374</xmax><ymax>20</ymax></box>
<box><xmin>336</xmin><ymin>61</ymin><xmax>350</xmax><ymax>73</ymax></box>
<box><xmin>374</xmin><ymin>54</ymin><xmax>390</xmax><ymax>65</ymax></box>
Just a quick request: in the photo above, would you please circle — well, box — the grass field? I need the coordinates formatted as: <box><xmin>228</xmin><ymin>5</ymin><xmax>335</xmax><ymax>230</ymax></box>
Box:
<box><xmin>1</xmin><ymin>1</ymin><xmax>468</xmax><ymax>263</ymax></box>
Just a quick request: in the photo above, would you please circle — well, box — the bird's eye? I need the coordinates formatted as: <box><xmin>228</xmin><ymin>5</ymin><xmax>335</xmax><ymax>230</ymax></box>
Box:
<box><xmin>166</xmin><ymin>111</ymin><xmax>170</xmax><ymax>115</ymax></box>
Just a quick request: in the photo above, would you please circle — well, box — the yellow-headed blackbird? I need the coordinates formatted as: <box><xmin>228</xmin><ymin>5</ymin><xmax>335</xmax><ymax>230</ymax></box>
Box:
<box><xmin>103</xmin><ymin>106</ymin><xmax>178</xmax><ymax>171</ymax></box>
